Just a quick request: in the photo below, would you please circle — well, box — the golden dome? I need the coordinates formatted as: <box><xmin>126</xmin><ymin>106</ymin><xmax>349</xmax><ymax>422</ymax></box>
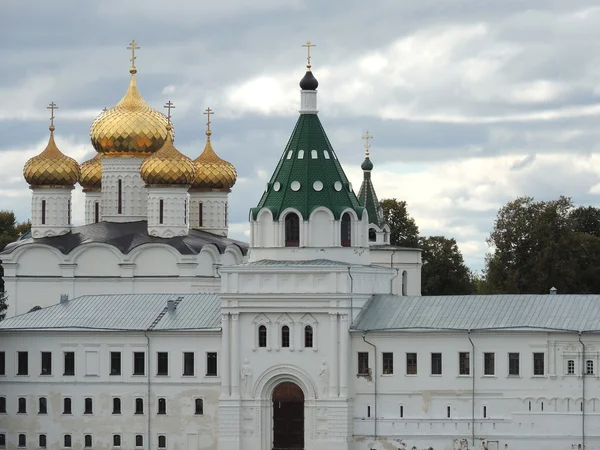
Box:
<box><xmin>140</xmin><ymin>125</ymin><xmax>196</xmax><ymax>185</ymax></box>
<box><xmin>24</xmin><ymin>126</ymin><xmax>80</xmax><ymax>187</ymax></box>
<box><xmin>90</xmin><ymin>68</ymin><xmax>174</xmax><ymax>157</ymax></box>
<box><xmin>80</xmin><ymin>153</ymin><xmax>102</xmax><ymax>191</ymax></box>
<box><xmin>192</xmin><ymin>130</ymin><xmax>237</xmax><ymax>190</ymax></box>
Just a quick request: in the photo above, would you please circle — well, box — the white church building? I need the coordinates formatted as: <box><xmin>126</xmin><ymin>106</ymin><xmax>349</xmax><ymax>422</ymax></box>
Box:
<box><xmin>1</xmin><ymin>43</ymin><xmax>599</xmax><ymax>450</ymax></box>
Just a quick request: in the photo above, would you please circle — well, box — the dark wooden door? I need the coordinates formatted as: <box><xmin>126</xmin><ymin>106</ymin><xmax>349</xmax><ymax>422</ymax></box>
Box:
<box><xmin>272</xmin><ymin>382</ymin><xmax>304</xmax><ymax>450</ymax></box>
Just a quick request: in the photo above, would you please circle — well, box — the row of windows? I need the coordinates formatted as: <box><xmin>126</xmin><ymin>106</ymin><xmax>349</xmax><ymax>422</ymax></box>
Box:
<box><xmin>286</xmin><ymin>149</ymin><xmax>334</xmax><ymax>160</ymax></box>
<box><xmin>0</xmin><ymin>396</ymin><xmax>204</xmax><ymax>416</ymax></box>
<box><xmin>0</xmin><ymin>432</ymin><xmax>168</xmax><ymax>449</ymax></box>
<box><xmin>0</xmin><ymin>351</ymin><xmax>218</xmax><ymax>377</ymax></box>
<box><xmin>358</xmin><ymin>351</ymin><xmax>597</xmax><ymax>377</ymax></box>
<box><xmin>39</xmin><ymin>199</ymin><xmax>72</xmax><ymax>226</ymax></box>
<box><xmin>257</xmin><ymin>325</ymin><xmax>313</xmax><ymax>348</ymax></box>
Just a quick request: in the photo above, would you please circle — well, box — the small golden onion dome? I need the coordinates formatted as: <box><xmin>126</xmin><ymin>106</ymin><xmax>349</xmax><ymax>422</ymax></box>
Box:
<box><xmin>24</xmin><ymin>126</ymin><xmax>80</xmax><ymax>187</ymax></box>
<box><xmin>89</xmin><ymin>68</ymin><xmax>174</xmax><ymax>157</ymax></box>
<box><xmin>192</xmin><ymin>130</ymin><xmax>237</xmax><ymax>190</ymax></box>
<box><xmin>140</xmin><ymin>125</ymin><xmax>196</xmax><ymax>185</ymax></box>
<box><xmin>79</xmin><ymin>153</ymin><xmax>102</xmax><ymax>191</ymax></box>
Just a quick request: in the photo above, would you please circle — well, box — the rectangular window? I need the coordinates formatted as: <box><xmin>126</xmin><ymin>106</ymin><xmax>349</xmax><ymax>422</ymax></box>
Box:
<box><xmin>18</xmin><ymin>397</ymin><xmax>26</xmax><ymax>413</ymax></box>
<box><xmin>199</xmin><ymin>202</ymin><xmax>203</xmax><ymax>227</ymax></box>
<box><xmin>63</xmin><ymin>398</ymin><xmax>72</xmax><ymax>414</ymax></box>
<box><xmin>184</xmin><ymin>199</ymin><xmax>187</xmax><ymax>225</ymax></box>
<box><xmin>17</xmin><ymin>351</ymin><xmax>28</xmax><ymax>375</ymax></box>
<box><xmin>41</xmin><ymin>199</ymin><xmax>46</xmax><ymax>225</ymax></box>
<box><xmin>133</xmin><ymin>352</ymin><xmax>145</xmax><ymax>375</ymax></box>
<box><xmin>157</xmin><ymin>352</ymin><xmax>169</xmax><ymax>376</ymax></box>
<box><xmin>406</xmin><ymin>353</ymin><xmax>417</xmax><ymax>375</ymax></box>
<box><xmin>135</xmin><ymin>397</ymin><xmax>144</xmax><ymax>414</ymax></box>
<box><xmin>159</xmin><ymin>199</ymin><xmax>164</xmax><ymax>224</ymax></box>
<box><xmin>0</xmin><ymin>433</ymin><xmax>6</xmax><ymax>448</ymax></box>
<box><xmin>459</xmin><ymin>352</ymin><xmax>470</xmax><ymax>375</ymax></box>
<box><xmin>0</xmin><ymin>351</ymin><xmax>5</xmax><ymax>375</ymax></box>
<box><xmin>382</xmin><ymin>352</ymin><xmax>394</xmax><ymax>375</ymax></box>
<box><xmin>64</xmin><ymin>352</ymin><xmax>75</xmax><ymax>376</ymax></box>
<box><xmin>112</xmin><ymin>397</ymin><xmax>121</xmax><ymax>414</ymax></box>
<box><xmin>158</xmin><ymin>435</ymin><xmax>166</xmax><ymax>450</ymax></box>
<box><xmin>0</xmin><ymin>396</ymin><xmax>5</xmax><ymax>413</ymax></box>
<box><xmin>110</xmin><ymin>352</ymin><xmax>121</xmax><ymax>375</ymax></box>
<box><xmin>568</xmin><ymin>359</ymin><xmax>575</xmax><ymax>375</ymax></box>
<box><xmin>38</xmin><ymin>397</ymin><xmax>47</xmax><ymax>414</ymax></box>
<box><xmin>483</xmin><ymin>405</ymin><xmax>487</xmax><ymax>418</ymax></box>
<box><xmin>195</xmin><ymin>398</ymin><xmax>204</xmax><ymax>415</ymax></box>
<box><xmin>587</xmin><ymin>360</ymin><xmax>594</xmax><ymax>375</ymax></box>
<box><xmin>533</xmin><ymin>353</ymin><xmax>545</xmax><ymax>376</ymax></box>
<box><xmin>135</xmin><ymin>435</ymin><xmax>143</xmax><ymax>448</ymax></box>
<box><xmin>304</xmin><ymin>326</ymin><xmax>313</xmax><ymax>348</ymax></box>
<box><xmin>39</xmin><ymin>434</ymin><xmax>47</xmax><ymax>448</ymax></box>
<box><xmin>508</xmin><ymin>353</ymin><xmax>520</xmax><ymax>376</ymax></box>
<box><xmin>41</xmin><ymin>352</ymin><xmax>52</xmax><ymax>375</ymax></box>
<box><xmin>84</xmin><ymin>397</ymin><xmax>93</xmax><ymax>414</ymax></box>
<box><xmin>113</xmin><ymin>434</ymin><xmax>121</xmax><ymax>448</ymax></box>
<box><xmin>484</xmin><ymin>352</ymin><xmax>495</xmax><ymax>375</ymax></box>
<box><xmin>206</xmin><ymin>352</ymin><xmax>218</xmax><ymax>376</ymax></box>
<box><xmin>183</xmin><ymin>352</ymin><xmax>195</xmax><ymax>376</ymax></box>
<box><xmin>68</xmin><ymin>199</ymin><xmax>71</xmax><ymax>224</ymax></box>
<box><xmin>118</xmin><ymin>179</ymin><xmax>122</xmax><ymax>215</ymax></box>
<box><xmin>158</xmin><ymin>398</ymin><xmax>167</xmax><ymax>415</ymax></box>
<box><xmin>18</xmin><ymin>434</ymin><xmax>26</xmax><ymax>448</ymax></box>
<box><xmin>400</xmin><ymin>405</ymin><xmax>404</xmax><ymax>418</ymax></box>
<box><xmin>447</xmin><ymin>405</ymin><xmax>451</xmax><ymax>418</ymax></box>
<box><xmin>94</xmin><ymin>202</ymin><xmax>100</xmax><ymax>223</ymax></box>
<box><xmin>64</xmin><ymin>435</ymin><xmax>72</xmax><ymax>448</ymax></box>
<box><xmin>431</xmin><ymin>353</ymin><xmax>442</xmax><ymax>375</ymax></box>
<box><xmin>84</xmin><ymin>435</ymin><xmax>92</xmax><ymax>448</ymax></box>
<box><xmin>358</xmin><ymin>352</ymin><xmax>369</xmax><ymax>376</ymax></box>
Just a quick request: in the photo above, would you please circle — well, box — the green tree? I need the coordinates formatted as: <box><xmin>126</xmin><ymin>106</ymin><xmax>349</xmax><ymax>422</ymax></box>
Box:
<box><xmin>380</xmin><ymin>199</ymin><xmax>420</xmax><ymax>247</ymax></box>
<box><xmin>420</xmin><ymin>236</ymin><xmax>475</xmax><ymax>295</ymax></box>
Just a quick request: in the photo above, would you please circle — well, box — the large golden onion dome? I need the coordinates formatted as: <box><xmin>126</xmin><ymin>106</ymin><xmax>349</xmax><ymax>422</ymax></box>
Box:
<box><xmin>79</xmin><ymin>153</ymin><xmax>102</xmax><ymax>191</ymax></box>
<box><xmin>24</xmin><ymin>125</ymin><xmax>80</xmax><ymax>187</ymax></box>
<box><xmin>140</xmin><ymin>125</ymin><xmax>196</xmax><ymax>185</ymax></box>
<box><xmin>192</xmin><ymin>130</ymin><xmax>237</xmax><ymax>190</ymax></box>
<box><xmin>89</xmin><ymin>66</ymin><xmax>174</xmax><ymax>157</ymax></box>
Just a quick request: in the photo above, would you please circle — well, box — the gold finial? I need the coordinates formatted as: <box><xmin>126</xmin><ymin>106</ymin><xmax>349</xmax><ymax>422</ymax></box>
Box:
<box><xmin>203</xmin><ymin>107</ymin><xmax>214</xmax><ymax>136</ymax></box>
<box><xmin>302</xmin><ymin>41</ymin><xmax>316</xmax><ymax>70</ymax></box>
<box><xmin>362</xmin><ymin>130</ymin><xmax>373</xmax><ymax>157</ymax></box>
<box><xmin>164</xmin><ymin>101</ymin><xmax>175</xmax><ymax>125</ymax></box>
<box><xmin>127</xmin><ymin>40</ymin><xmax>140</xmax><ymax>73</ymax></box>
<box><xmin>47</xmin><ymin>102</ymin><xmax>58</xmax><ymax>131</ymax></box>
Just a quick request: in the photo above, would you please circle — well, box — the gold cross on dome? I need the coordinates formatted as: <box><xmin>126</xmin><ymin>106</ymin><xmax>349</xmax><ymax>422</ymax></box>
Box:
<box><xmin>203</xmin><ymin>107</ymin><xmax>214</xmax><ymax>131</ymax></box>
<box><xmin>164</xmin><ymin>101</ymin><xmax>175</xmax><ymax>124</ymax></box>
<box><xmin>302</xmin><ymin>41</ymin><xmax>316</xmax><ymax>67</ymax></box>
<box><xmin>362</xmin><ymin>130</ymin><xmax>373</xmax><ymax>156</ymax></box>
<box><xmin>102</xmin><ymin>107</ymin><xmax>108</xmax><ymax>112</ymax></box>
<box><xmin>47</xmin><ymin>102</ymin><xmax>58</xmax><ymax>127</ymax></box>
<box><xmin>127</xmin><ymin>40</ymin><xmax>140</xmax><ymax>67</ymax></box>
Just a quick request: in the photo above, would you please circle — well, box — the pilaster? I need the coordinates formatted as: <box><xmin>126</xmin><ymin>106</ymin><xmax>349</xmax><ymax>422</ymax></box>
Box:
<box><xmin>339</xmin><ymin>314</ymin><xmax>349</xmax><ymax>398</ymax></box>
<box><xmin>329</xmin><ymin>312</ymin><xmax>339</xmax><ymax>397</ymax></box>
<box><xmin>221</xmin><ymin>313</ymin><xmax>231</xmax><ymax>397</ymax></box>
<box><xmin>231</xmin><ymin>313</ymin><xmax>241</xmax><ymax>397</ymax></box>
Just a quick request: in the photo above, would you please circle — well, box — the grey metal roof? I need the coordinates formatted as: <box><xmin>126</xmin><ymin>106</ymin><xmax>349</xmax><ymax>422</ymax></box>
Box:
<box><xmin>352</xmin><ymin>294</ymin><xmax>600</xmax><ymax>332</ymax></box>
<box><xmin>0</xmin><ymin>293</ymin><xmax>221</xmax><ymax>331</ymax></box>
<box><xmin>1</xmin><ymin>221</ymin><xmax>248</xmax><ymax>256</ymax></box>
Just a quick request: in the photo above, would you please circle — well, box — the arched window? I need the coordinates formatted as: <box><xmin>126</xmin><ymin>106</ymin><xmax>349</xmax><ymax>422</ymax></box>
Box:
<box><xmin>94</xmin><ymin>202</ymin><xmax>100</xmax><ymax>223</ymax></box>
<box><xmin>368</xmin><ymin>228</ymin><xmax>376</xmax><ymax>242</ymax></box>
<box><xmin>311</xmin><ymin>150</ymin><xmax>318</xmax><ymax>159</ymax></box>
<box><xmin>18</xmin><ymin>397</ymin><xmax>26</xmax><ymax>413</ymax></box>
<box><xmin>112</xmin><ymin>397</ymin><xmax>121</xmax><ymax>414</ymax></box>
<box><xmin>41</xmin><ymin>199</ymin><xmax>46</xmax><ymax>225</ymax></box>
<box><xmin>281</xmin><ymin>326</ymin><xmax>290</xmax><ymax>348</ymax></box>
<box><xmin>135</xmin><ymin>398</ymin><xmax>144</xmax><ymax>414</ymax></box>
<box><xmin>341</xmin><ymin>213</ymin><xmax>352</xmax><ymax>247</ymax></box>
<box><xmin>258</xmin><ymin>325</ymin><xmax>267</xmax><ymax>348</ymax></box>
<box><xmin>159</xmin><ymin>199</ymin><xmax>164</xmax><ymax>224</ymax></box>
<box><xmin>195</xmin><ymin>398</ymin><xmax>204</xmax><ymax>415</ymax></box>
<box><xmin>38</xmin><ymin>397</ymin><xmax>47</xmax><ymax>414</ymax></box>
<box><xmin>298</xmin><ymin>150</ymin><xmax>304</xmax><ymax>159</ymax></box>
<box><xmin>158</xmin><ymin>398</ymin><xmax>166</xmax><ymax>414</ymax></box>
<box><xmin>285</xmin><ymin>213</ymin><xmax>300</xmax><ymax>247</ymax></box>
<box><xmin>304</xmin><ymin>325</ymin><xmax>313</xmax><ymax>348</ymax></box>
<box><xmin>402</xmin><ymin>270</ymin><xmax>408</xmax><ymax>296</ymax></box>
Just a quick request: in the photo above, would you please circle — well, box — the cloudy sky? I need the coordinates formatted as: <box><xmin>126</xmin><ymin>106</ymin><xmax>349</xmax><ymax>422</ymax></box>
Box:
<box><xmin>2</xmin><ymin>0</ymin><xmax>600</xmax><ymax>270</ymax></box>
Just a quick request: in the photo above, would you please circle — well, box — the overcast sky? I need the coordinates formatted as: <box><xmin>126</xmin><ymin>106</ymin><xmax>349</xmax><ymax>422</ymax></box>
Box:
<box><xmin>2</xmin><ymin>0</ymin><xmax>600</xmax><ymax>270</ymax></box>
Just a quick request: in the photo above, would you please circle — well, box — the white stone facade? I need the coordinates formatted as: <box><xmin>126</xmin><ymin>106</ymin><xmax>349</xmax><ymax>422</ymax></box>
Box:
<box><xmin>147</xmin><ymin>186</ymin><xmax>190</xmax><ymax>238</ymax></box>
<box><xmin>189</xmin><ymin>190</ymin><xmax>229</xmax><ymax>237</ymax></box>
<box><xmin>29</xmin><ymin>187</ymin><xmax>73</xmax><ymax>238</ymax></box>
<box><xmin>83</xmin><ymin>190</ymin><xmax>102</xmax><ymax>224</ymax></box>
<box><xmin>101</xmin><ymin>157</ymin><xmax>147</xmax><ymax>222</ymax></box>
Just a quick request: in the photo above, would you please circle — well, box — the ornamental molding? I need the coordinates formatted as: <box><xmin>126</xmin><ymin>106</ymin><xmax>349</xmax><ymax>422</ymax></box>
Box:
<box><xmin>252</xmin><ymin>364</ymin><xmax>317</xmax><ymax>400</ymax></box>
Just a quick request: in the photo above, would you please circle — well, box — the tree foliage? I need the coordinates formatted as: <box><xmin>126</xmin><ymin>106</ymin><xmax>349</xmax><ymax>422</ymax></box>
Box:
<box><xmin>380</xmin><ymin>199</ymin><xmax>420</xmax><ymax>248</ymax></box>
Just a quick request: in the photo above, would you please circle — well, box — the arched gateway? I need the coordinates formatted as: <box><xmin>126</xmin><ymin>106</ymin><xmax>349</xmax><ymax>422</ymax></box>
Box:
<box><xmin>272</xmin><ymin>382</ymin><xmax>304</xmax><ymax>449</ymax></box>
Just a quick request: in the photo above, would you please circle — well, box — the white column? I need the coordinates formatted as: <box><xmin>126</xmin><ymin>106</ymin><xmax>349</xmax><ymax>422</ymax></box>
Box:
<box><xmin>84</xmin><ymin>190</ymin><xmax>102</xmax><ymax>224</ymax></box>
<box><xmin>147</xmin><ymin>186</ymin><xmax>190</xmax><ymax>238</ymax></box>
<box><xmin>329</xmin><ymin>313</ymin><xmax>339</xmax><ymax>397</ymax></box>
<box><xmin>221</xmin><ymin>313</ymin><xmax>231</xmax><ymax>397</ymax></box>
<box><xmin>30</xmin><ymin>187</ymin><xmax>73</xmax><ymax>238</ymax></box>
<box><xmin>340</xmin><ymin>314</ymin><xmax>349</xmax><ymax>398</ymax></box>
<box><xmin>101</xmin><ymin>157</ymin><xmax>147</xmax><ymax>222</ymax></box>
<box><xmin>231</xmin><ymin>313</ymin><xmax>241</xmax><ymax>397</ymax></box>
<box><xmin>189</xmin><ymin>190</ymin><xmax>229</xmax><ymax>236</ymax></box>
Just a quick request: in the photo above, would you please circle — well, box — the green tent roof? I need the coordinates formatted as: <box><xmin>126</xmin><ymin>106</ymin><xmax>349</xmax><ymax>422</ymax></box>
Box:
<box><xmin>357</xmin><ymin>156</ymin><xmax>385</xmax><ymax>228</ymax></box>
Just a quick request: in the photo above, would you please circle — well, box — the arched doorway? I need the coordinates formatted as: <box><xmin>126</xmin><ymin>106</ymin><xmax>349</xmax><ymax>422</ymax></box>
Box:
<box><xmin>272</xmin><ymin>382</ymin><xmax>304</xmax><ymax>449</ymax></box>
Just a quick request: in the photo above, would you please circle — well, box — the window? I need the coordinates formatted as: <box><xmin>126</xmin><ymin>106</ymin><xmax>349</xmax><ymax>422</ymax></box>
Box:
<box><xmin>64</xmin><ymin>434</ymin><xmax>72</xmax><ymax>448</ymax></box>
<box><xmin>484</xmin><ymin>353</ymin><xmax>495</xmax><ymax>375</ymax></box>
<box><xmin>41</xmin><ymin>352</ymin><xmax>52</xmax><ymax>375</ymax></box>
<box><xmin>68</xmin><ymin>199</ymin><xmax>71</xmax><ymax>224</ymax></box>
<box><xmin>341</xmin><ymin>212</ymin><xmax>351</xmax><ymax>247</ymax></box>
<box><xmin>117</xmin><ymin>179</ymin><xmax>122</xmax><ymax>214</ymax></box>
<box><xmin>323</xmin><ymin>150</ymin><xmax>330</xmax><ymax>159</ymax></box>
<box><xmin>368</xmin><ymin>228</ymin><xmax>376</xmax><ymax>242</ymax></box>
<box><xmin>382</xmin><ymin>352</ymin><xmax>394</xmax><ymax>375</ymax></box>
<box><xmin>39</xmin><ymin>397</ymin><xmax>47</xmax><ymax>414</ymax></box>
<box><xmin>206</xmin><ymin>352</ymin><xmax>218</xmax><ymax>376</ymax></box>
<box><xmin>281</xmin><ymin>326</ymin><xmax>290</xmax><ymax>348</ymax></box>
<box><xmin>0</xmin><ymin>433</ymin><xmax>5</xmax><ymax>448</ymax></box>
<box><xmin>158</xmin><ymin>398</ymin><xmax>167</xmax><ymax>415</ymax></box>
<box><xmin>94</xmin><ymin>202</ymin><xmax>100</xmax><ymax>223</ymax></box>
<box><xmin>459</xmin><ymin>352</ymin><xmax>470</xmax><ymax>375</ymax></box>
<box><xmin>18</xmin><ymin>397</ymin><xmax>26</xmax><ymax>413</ymax></box>
<box><xmin>311</xmin><ymin>149</ymin><xmax>318</xmax><ymax>159</ymax></box>
<box><xmin>133</xmin><ymin>352</ymin><xmax>145</xmax><ymax>375</ymax></box>
<box><xmin>184</xmin><ymin>199</ymin><xmax>187</xmax><ymax>225</ymax></box>
<box><xmin>18</xmin><ymin>434</ymin><xmax>26</xmax><ymax>448</ymax></box>
<box><xmin>401</xmin><ymin>270</ymin><xmax>407</xmax><ymax>296</ymax></box>
<box><xmin>258</xmin><ymin>325</ymin><xmax>267</xmax><ymax>348</ymax></box>
<box><xmin>298</xmin><ymin>150</ymin><xmax>304</xmax><ymax>159</ymax></box>
<box><xmin>110</xmin><ymin>352</ymin><xmax>121</xmax><ymax>375</ymax></box>
<box><xmin>431</xmin><ymin>353</ymin><xmax>442</xmax><ymax>375</ymax></box>
<box><xmin>224</xmin><ymin>202</ymin><xmax>228</xmax><ymax>226</ymax></box>
<box><xmin>157</xmin><ymin>352</ymin><xmax>169</xmax><ymax>376</ymax></box>
<box><xmin>159</xmin><ymin>199</ymin><xmax>164</xmax><ymax>224</ymax></box>
<box><xmin>0</xmin><ymin>351</ymin><xmax>5</xmax><ymax>375</ymax></box>
<box><xmin>42</xmin><ymin>199</ymin><xmax>46</xmax><ymax>224</ymax></box>
<box><xmin>195</xmin><ymin>398</ymin><xmax>204</xmax><ymax>415</ymax></box>
<box><xmin>533</xmin><ymin>353</ymin><xmax>545</xmax><ymax>376</ymax></box>
<box><xmin>367</xmin><ymin>406</ymin><xmax>371</xmax><ymax>417</ymax></box>
<box><xmin>183</xmin><ymin>352</ymin><xmax>195</xmax><ymax>376</ymax></box>
<box><xmin>567</xmin><ymin>359</ymin><xmax>575</xmax><ymax>375</ymax></box>
<box><xmin>304</xmin><ymin>325</ymin><xmax>313</xmax><ymax>348</ymax></box>
<box><xmin>0</xmin><ymin>397</ymin><xmax>5</xmax><ymax>413</ymax></box>
<box><xmin>39</xmin><ymin>434</ymin><xmax>47</xmax><ymax>448</ymax></box>
<box><xmin>287</xmin><ymin>150</ymin><xmax>293</xmax><ymax>159</ymax></box>
<box><xmin>135</xmin><ymin>435</ymin><xmax>143</xmax><ymax>448</ymax></box>
<box><xmin>63</xmin><ymin>398</ymin><xmax>72</xmax><ymax>414</ymax></box>
<box><xmin>84</xmin><ymin>435</ymin><xmax>92</xmax><ymax>448</ymax></box>
<box><xmin>135</xmin><ymin>397</ymin><xmax>144</xmax><ymax>414</ymax></box>
<box><xmin>84</xmin><ymin>397</ymin><xmax>93</xmax><ymax>414</ymax></box>
<box><xmin>64</xmin><ymin>352</ymin><xmax>75</xmax><ymax>376</ymax></box>
<box><xmin>17</xmin><ymin>351</ymin><xmax>28</xmax><ymax>375</ymax></box>
<box><xmin>113</xmin><ymin>434</ymin><xmax>121</xmax><ymax>448</ymax></box>
<box><xmin>284</xmin><ymin>213</ymin><xmax>300</xmax><ymax>247</ymax></box>
<box><xmin>399</xmin><ymin>405</ymin><xmax>404</xmax><ymax>418</ymax></box>
<box><xmin>587</xmin><ymin>360</ymin><xmax>594</xmax><ymax>375</ymax></box>
<box><xmin>483</xmin><ymin>405</ymin><xmax>487</xmax><ymax>418</ymax></box>
<box><xmin>508</xmin><ymin>353</ymin><xmax>520</xmax><ymax>376</ymax></box>
<box><xmin>358</xmin><ymin>352</ymin><xmax>369</xmax><ymax>375</ymax></box>
<box><xmin>199</xmin><ymin>202</ymin><xmax>203</xmax><ymax>227</ymax></box>
<box><xmin>406</xmin><ymin>353</ymin><xmax>417</xmax><ymax>375</ymax></box>
<box><xmin>447</xmin><ymin>406</ymin><xmax>451</xmax><ymax>418</ymax></box>
<box><xmin>112</xmin><ymin>397</ymin><xmax>121</xmax><ymax>414</ymax></box>
<box><xmin>158</xmin><ymin>435</ymin><xmax>167</xmax><ymax>449</ymax></box>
